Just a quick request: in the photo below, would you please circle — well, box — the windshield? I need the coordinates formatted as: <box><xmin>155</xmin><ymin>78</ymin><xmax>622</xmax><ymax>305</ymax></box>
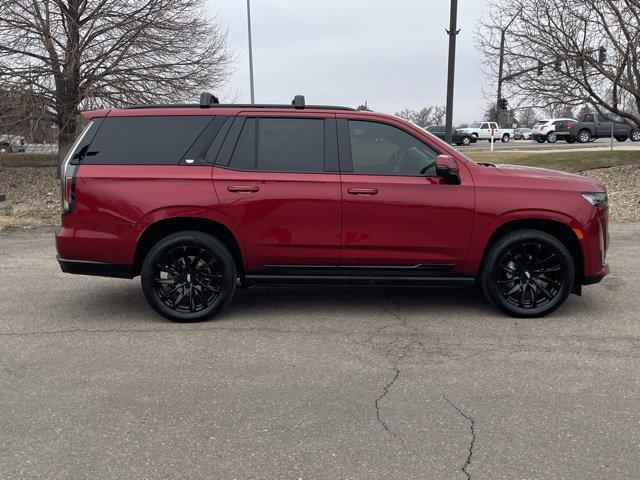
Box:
<box><xmin>468</xmin><ymin>122</ymin><xmax>482</xmax><ymax>128</ymax></box>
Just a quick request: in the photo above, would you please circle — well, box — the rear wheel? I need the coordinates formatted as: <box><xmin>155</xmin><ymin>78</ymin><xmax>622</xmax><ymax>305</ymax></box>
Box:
<box><xmin>630</xmin><ymin>130</ymin><xmax>640</xmax><ymax>142</ymax></box>
<box><xmin>141</xmin><ymin>231</ymin><xmax>237</xmax><ymax>322</ymax></box>
<box><xmin>577</xmin><ymin>130</ymin><xmax>591</xmax><ymax>143</ymax></box>
<box><xmin>501</xmin><ymin>133</ymin><xmax>510</xmax><ymax>143</ymax></box>
<box><xmin>616</xmin><ymin>136</ymin><xmax>627</xmax><ymax>142</ymax></box>
<box><xmin>536</xmin><ymin>137</ymin><xmax>546</xmax><ymax>143</ymax></box>
<box><xmin>461</xmin><ymin>136</ymin><xmax>472</xmax><ymax>146</ymax></box>
<box><xmin>481</xmin><ymin>229</ymin><xmax>574</xmax><ymax>318</ymax></box>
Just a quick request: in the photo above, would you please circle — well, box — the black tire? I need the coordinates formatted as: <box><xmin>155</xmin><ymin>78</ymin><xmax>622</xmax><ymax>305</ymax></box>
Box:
<box><xmin>577</xmin><ymin>130</ymin><xmax>591</xmax><ymax>143</ymax></box>
<box><xmin>615</xmin><ymin>136</ymin><xmax>627</xmax><ymax>142</ymax></box>
<box><xmin>536</xmin><ymin>137</ymin><xmax>546</xmax><ymax>143</ymax></box>
<box><xmin>546</xmin><ymin>132</ymin><xmax>557</xmax><ymax>143</ymax></box>
<box><xmin>472</xmin><ymin>133</ymin><xmax>479</xmax><ymax>140</ymax></box>
<box><xmin>481</xmin><ymin>229</ymin><xmax>574</xmax><ymax>318</ymax></box>
<box><xmin>141</xmin><ymin>231</ymin><xmax>237</xmax><ymax>322</ymax></box>
<box><xmin>565</xmin><ymin>137</ymin><xmax>576</xmax><ymax>144</ymax></box>
<box><xmin>501</xmin><ymin>133</ymin><xmax>510</xmax><ymax>143</ymax></box>
<box><xmin>630</xmin><ymin>130</ymin><xmax>640</xmax><ymax>142</ymax></box>
<box><xmin>461</xmin><ymin>136</ymin><xmax>472</xmax><ymax>146</ymax></box>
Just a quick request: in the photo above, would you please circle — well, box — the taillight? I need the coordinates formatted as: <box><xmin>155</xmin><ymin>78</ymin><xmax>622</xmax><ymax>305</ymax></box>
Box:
<box><xmin>59</xmin><ymin>120</ymin><xmax>94</xmax><ymax>215</ymax></box>
<box><xmin>62</xmin><ymin>174</ymin><xmax>74</xmax><ymax>214</ymax></box>
<box><xmin>565</xmin><ymin>122</ymin><xmax>572</xmax><ymax>129</ymax></box>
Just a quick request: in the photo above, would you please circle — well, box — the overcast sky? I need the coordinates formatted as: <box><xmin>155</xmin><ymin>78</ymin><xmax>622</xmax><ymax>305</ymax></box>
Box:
<box><xmin>208</xmin><ymin>0</ymin><xmax>489</xmax><ymax>123</ymax></box>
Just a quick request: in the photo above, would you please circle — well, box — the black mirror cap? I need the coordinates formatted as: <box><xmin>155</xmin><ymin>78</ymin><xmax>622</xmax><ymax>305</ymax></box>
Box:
<box><xmin>436</xmin><ymin>154</ymin><xmax>461</xmax><ymax>185</ymax></box>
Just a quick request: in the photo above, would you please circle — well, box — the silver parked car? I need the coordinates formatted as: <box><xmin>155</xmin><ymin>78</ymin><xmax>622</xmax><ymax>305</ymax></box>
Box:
<box><xmin>514</xmin><ymin>128</ymin><xmax>533</xmax><ymax>140</ymax></box>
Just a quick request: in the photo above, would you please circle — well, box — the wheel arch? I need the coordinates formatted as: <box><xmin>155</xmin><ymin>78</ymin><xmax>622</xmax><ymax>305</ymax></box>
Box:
<box><xmin>477</xmin><ymin>218</ymin><xmax>584</xmax><ymax>292</ymax></box>
<box><xmin>133</xmin><ymin>216</ymin><xmax>246</xmax><ymax>277</ymax></box>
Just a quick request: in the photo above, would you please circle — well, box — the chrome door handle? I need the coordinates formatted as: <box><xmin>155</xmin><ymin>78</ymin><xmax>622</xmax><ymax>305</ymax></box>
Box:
<box><xmin>347</xmin><ymin>187</ymin><xmax>378</xmax><ymax>195</ymax></box>
<box><xmin>227</xmin><ymin>185</ymin><xmax>259</xmax><ymax>193</ymax></box>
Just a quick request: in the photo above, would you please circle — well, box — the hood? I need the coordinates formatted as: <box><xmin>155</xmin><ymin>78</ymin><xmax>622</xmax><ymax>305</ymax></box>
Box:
<box><xmin>495</xmin><ymin>164</ymin><xmax>605</xmax><ymax>190</ymax></box>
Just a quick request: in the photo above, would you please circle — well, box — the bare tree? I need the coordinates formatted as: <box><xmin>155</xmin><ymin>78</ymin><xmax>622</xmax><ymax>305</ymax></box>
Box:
<box><xmin>394</xmin><ymin>106</ymin><xmax>446</xmax><ymax>128</ymax></box>
<box><xmin>477</xmin><ymin>0</ymin><xmax>640</xmax><ymax>127</ymax></box>
<box><xmin>517</xmin><ymin>106</ymin><xmax>537</xmax><ymax>127</ymax></box>
<box><xmin>0</xmin><ymin>0</ymin><xmax>232</xmax><ymax>166</ymax></box>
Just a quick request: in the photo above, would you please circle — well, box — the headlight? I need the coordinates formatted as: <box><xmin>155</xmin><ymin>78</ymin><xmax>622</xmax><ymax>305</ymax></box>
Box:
<box><xmin>581</xmin><ymin>192</ymin><xmax>608</xmax><ymax>208</ymax></box>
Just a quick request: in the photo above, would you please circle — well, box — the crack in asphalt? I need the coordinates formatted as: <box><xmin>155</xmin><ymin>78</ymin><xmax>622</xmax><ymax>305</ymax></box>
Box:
<box><xmin>443</xmin><ymin>395</ymin><xmax>475</xmax><ymax>480</ymax></box>
<box><xmin>374</xmin><ymin>367</ymin><xmax>400</xmax><ymax>437</ymax></box>
<box><xmin>371</xmin><ymin>292</ymin><xmax>421</xmax><ymax>439</ymax></box>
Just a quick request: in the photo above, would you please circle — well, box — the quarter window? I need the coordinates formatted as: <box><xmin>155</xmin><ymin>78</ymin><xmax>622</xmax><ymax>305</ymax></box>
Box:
<box><xmin>85</xmin><ymin>116</ymin><xmax>210</xmax><ymax>165</ymax></box>
<box><xmin>348</xmin><ymin>120</ymin><xmax>438</xmax><ymax>176</ymax></box>
<box><xmin>228</xmin><ymin>118</ymin><xmax>325</xmax><ymax>173</ymax></box>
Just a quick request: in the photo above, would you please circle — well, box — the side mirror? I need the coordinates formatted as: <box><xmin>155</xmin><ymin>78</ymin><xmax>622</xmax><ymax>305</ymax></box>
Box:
<box><xmin>436</xmin><ymin>155</ymin><xmax>461</xmax><ymax>185</ymax></box>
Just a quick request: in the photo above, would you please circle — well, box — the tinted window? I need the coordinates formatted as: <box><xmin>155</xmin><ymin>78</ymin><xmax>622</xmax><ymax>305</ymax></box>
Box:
<box><xmin>481</xmin><ymin>123</ymin><xmax>489</xmax><ymax>129</ymax></box>
<box><xmin>597</xmin><ymin>114</ymin><xmax>610</xmax><ymax>123</ymax></box>
<box><xmin>86</xmin><ymin>116</ymin><xmax>210</xmax><ymax>164</ymax></box>
<box><xmin>348</xmin><ymin>120</ymin><xmax>438</xmax><ymax>176</ymax></box>
<box><xmin>229</xmin><ymin>118</ymin><xmax>325</xmax><ymax>172</ymax></box>
<box><xmin>430</xmin><ymin>126</ymin><xmax>445</xmax><ymax>133</ymax></box>
<box><xmin>584</xmin><ymin>114</ymin><xmax>594</xmax><ymax>122</ymax></box>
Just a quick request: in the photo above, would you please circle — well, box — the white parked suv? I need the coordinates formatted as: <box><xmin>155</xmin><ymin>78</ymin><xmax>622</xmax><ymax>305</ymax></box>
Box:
<box><xmin>530</xmin><ymin>118</ymin><xmax>577</xmax><ymax>144</ymax></box>
<box><xmin>458</xmin><ymin>121</ymin><xmax>515</xmax><ymax>143</ymax></box>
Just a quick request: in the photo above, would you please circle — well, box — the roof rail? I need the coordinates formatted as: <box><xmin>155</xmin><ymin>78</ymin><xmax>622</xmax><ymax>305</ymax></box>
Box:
<box><xmin>123</xmin><ymin>93</ymin><xmax>357</xmax><ymax>111</ymax></box>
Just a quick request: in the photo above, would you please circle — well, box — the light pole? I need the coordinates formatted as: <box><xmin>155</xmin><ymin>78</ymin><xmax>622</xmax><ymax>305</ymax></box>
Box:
<box><xmin>246</xmin><ymin>0</ymin><xmax>255</xmax><ymax>104</ymax></box>
<box><xmin>496</xmin><ymin>7</ymin><xmax>522</xmax><ymax>127</ymax></box>
<box><xmin>444</xmin><ymin>0</ymin><xmax>460</xmax><ymax>145</ymax></box>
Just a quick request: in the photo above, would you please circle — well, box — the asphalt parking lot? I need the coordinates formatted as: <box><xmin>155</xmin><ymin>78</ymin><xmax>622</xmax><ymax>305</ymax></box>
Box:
<box><xmin>1</xmin><ymin>225</ymin><xmax>639</xmax><ymax>479</ymax></box>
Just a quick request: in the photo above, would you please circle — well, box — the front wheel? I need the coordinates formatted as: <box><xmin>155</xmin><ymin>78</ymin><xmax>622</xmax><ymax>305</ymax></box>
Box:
<box><xmin>577</xmin><ymin>130</ymin><xmax>591</xmax><ymax>143</ymax></box>
<box><xmin>141</xmin><ymin>231</ymin><xmax>237</xmax><ymax>322</ymax></box>
<box><xmin>616</xmin><ymin>136</ymin><xmax>627</xmax><ymax>142</ymax></box>
<box><xmin>630</xmin><ymin>130</ymin><xmax>640</xmax><ymax>142</ymax></box>
<box><xmin>501</xmin><ymin>134</ymin><xmax>510</xmax><ymax>143</ymax></box>
<box><xmin>536</xmin><ymin>137</ymin><xmax>546</xmax><ymax>143</ymax></box>
<box><xmin>481</xmin><ymin>229</ymin><xmax>574</xmax><ymax>318</ymax></box>
<box><xmin>546</xmin><ymin>132</ymin><xmax>557</xmax><ymax>143</ymax></box>
<box><xmin>461</xmin><ymin>136</ymin><xmax>472</xmax><ymax>146</ymax></box>
<box><xmin>565</xmin><ymin>137</ymin><xmax>576</xmax><ymax>144</ymax></box>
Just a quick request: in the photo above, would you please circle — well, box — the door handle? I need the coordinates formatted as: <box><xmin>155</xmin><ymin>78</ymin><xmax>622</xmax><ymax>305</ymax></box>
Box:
<box><xmin>347</xmin><ymin>187</ymin><xmax>378</xmax><ymax>195</ymax></box>
<box><xmin>227</xmin><ymin>185</ymin><xmax>259</xmax><ymax>193</ymax></box>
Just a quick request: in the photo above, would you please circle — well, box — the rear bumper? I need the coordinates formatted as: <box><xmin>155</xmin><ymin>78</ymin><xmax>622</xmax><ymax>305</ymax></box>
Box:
<box><xmin>57</xmin><ymin>256</ymin><xmax>134</xmax><ymax>279</ymax></box>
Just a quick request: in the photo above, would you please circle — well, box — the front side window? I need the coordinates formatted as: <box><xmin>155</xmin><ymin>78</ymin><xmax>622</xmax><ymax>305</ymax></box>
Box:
<box><xmin>584</xmin><ymin>114</ymin><xmax>594</xmax><ymax>122</ymax></box>
<box><xmin>348</xmin><ymin>120</ymin><xmax>438</xmax><ymax>176</ymax></box>
<box><xmin>481</xmin><ymin>123</ymin><xmax>489</xmax><ymax>129</ymax></box>
<box><xmin>228</xmin><ymin>117</ymin><xmax>325</xmax><ymax>173</ymax></box>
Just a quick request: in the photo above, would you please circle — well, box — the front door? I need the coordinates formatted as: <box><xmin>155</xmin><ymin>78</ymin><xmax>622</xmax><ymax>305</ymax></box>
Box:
<box><xmin>337</xmin><ymin>117</ymin><xmax>475</xmax><ymax>272</ymax></box>
<box><xmin>213</xmin><ymin>114</ymin><xmax>342</xmax><ymax>271</ymax></box>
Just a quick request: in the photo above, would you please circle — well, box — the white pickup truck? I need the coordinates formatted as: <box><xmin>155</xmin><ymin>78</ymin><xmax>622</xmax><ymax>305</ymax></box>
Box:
<box><xmin>458</xmin><ymin>121</ymin><xmax>514</xmax><ymax>143</ymax></box>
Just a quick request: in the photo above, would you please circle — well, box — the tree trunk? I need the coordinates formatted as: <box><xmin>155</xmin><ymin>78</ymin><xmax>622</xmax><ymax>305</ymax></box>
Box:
<box><xmin>56</xmin><ymin>118</ymin><xmax>77</xmax><ymax>177</ymax></box>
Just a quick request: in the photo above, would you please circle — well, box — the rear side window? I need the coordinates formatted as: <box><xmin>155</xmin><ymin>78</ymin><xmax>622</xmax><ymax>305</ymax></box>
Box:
<box><xmin>85</xmin><ymin>116</ymin><xmax>210</xmax><ymax>164</ymax></box>
<box><xmin>584</xmin><ymin>114</ymin><xmax>594</xmax><ymax>122</ymax></box>
<box><xmin>228</xmin><ymin>117</ymin><xmax>325</xmax><ymax>173</ymax></box>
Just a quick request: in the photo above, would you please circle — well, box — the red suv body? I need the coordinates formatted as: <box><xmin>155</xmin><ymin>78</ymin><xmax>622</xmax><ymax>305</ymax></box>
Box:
<box><xmin>56</xmin><ymin>96</ymin><xmax>609</xmax><ymax>321</ymax></box>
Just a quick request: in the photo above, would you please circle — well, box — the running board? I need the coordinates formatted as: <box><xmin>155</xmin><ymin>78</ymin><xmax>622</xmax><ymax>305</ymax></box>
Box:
<box><xmin>244</xmin><ymin>274</ymin><xmax>475</xmax><ymax>287</ymax></box>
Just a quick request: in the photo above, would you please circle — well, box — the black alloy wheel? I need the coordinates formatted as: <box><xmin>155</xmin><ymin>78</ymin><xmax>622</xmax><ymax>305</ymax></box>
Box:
<box><xmin>141</xmin><ymin>231</ymin><xmax>236</xmax><ymax>322</ymax></box>
<box><xmin>481</xmin><ymin>229</ymin><xmax>574</xmax><ymax>317</ymax></box>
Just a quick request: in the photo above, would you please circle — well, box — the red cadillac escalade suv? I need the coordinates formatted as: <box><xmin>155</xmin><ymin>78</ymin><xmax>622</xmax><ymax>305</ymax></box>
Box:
<box><xmin>56</xmin><ymin>94</ymin><xmax>609</xmax><ymax>322</ymax></box>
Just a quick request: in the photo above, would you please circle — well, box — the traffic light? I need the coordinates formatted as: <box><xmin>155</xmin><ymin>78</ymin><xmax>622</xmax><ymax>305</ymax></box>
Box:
<box><xmin>598</xmin><ymin>46</ymin><xmax>607</xmax><ymax>63</ymax></box>
<box><xmin>537</xmin><ymin>61</ymin><xmax>544</xmax><ymax>75</ymax></box>
<box><xmin>499</xmin><ymin>99</ymin><xmax>508</xmax><ymax>110</ymax></box>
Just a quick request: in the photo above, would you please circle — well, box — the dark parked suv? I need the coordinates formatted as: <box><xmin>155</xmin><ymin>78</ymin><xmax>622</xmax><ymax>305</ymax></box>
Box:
<box><xmin>57</xmin><ymin>94</ymin><xmax>609</xmax><ymax>322</ymax></box>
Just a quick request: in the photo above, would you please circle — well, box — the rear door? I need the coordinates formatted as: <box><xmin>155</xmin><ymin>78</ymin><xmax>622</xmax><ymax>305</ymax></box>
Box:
<box><xmin>337</xmin><ymin>115</ymin><xmax>475</xmax><ymax>271</ymax></box>
<box><xmin>212</xmin><ymin>113</ymin><xmax>342</xmax><ymax>272</ymax></box>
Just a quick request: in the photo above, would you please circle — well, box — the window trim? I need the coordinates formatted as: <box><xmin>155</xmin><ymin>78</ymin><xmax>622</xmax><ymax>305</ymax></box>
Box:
<box><xmin>338</xmin><ymin>118</ymin><xmax>442</xmax><ymax>177</ymax></box>
<box><xmin>216</xmin><ymin>115</ymin><xmax>337</xmax><ymax>174</ymax></box>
